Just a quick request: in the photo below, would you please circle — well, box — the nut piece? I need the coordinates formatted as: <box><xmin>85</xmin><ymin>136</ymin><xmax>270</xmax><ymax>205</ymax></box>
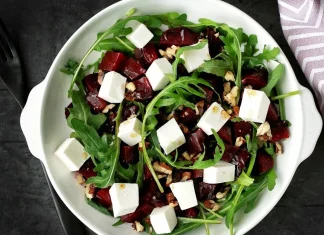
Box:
<box><xmin>215</xmin><ymin>32</ymin><xmax>220</xmax><ymax>38</ymax></box>
<box><xmin>132</xmin><ymin>221</ymin><xmax>144</xmax><ymax>232</ymax></box>
<box><xmin>224</xmin><ymin>86</ymin><xmax>238</xmax><ymax>107</ymax></box>
<box><xmin>195</xmin><ymin>100</ymin><xmax>205</xmax><ymax>115</ymax></box>
<box><xmin>159</xmin><ymin>45</ymin><xmax>180</xmax><ymax>59</ymax></box>
<box><xmin>166</xmin><ymin>174</ymin><xmax>173</xmax><ymax>187</ymax></box>
<box><xmin>166</xmin><ymin>192</ymin><xmax>179</xmax><ymax>207</ymax></box>
<box><xmin>221</xmin><ymin>110</ymin><xmax>231</xmax><ymax>119</ymax></box>
<box><xmin>180</xmin><ymin>172</ymin><xmax>192</xmax><ymax>182</ymax></box>
<box><xmin>203</xmin><ymin>200</ymin><xmax>220</xmax><ymax>211</ymax></box>
<box><xmin>102</xmin><ymin>104</ymin><xmax>116</xmax><ymax>113</ymax></box>
<box><xmin>153</xmin><ymin>161</ymin><xmax>172</xmax><ymax>175</ymax></box>
<box><xmin>98</xmin><ymin>69</ymin><xmax>104</xmax><ymax>85</ymax></box>
<box><xmin>224</xmin><ymin>71</ymin><xmax>235</xmax><ymax>82</ymax></box>
<box><xmin>85</xmin><ymin>184</ymin><xmax>95</xmax><ymax>199</ymax></box>
<box><xmin>75</xmin><ymin>173</ymin><xmax>85</xmax><ymax>185</ymax></box>
<box><xmin>232</xmin><ymin>106</ymin><xmax>240</xmax><ymax>117</ymax></box>
<box><xmin>126</xmin><ymin>82</ymin><xmax>136</xmax><ymax>92</ymax></box>
<box><xmin>223</xmin><ymin>82</ymin><xmax>231</xmax><ymax>96</ymax></box>
<box><xmin>157</xmin><ymin>174</ymin><xmax>167</xmax><ymax>179</ymax></box>
<box><xmin>179</xmin><ymin>124</ymin><xmax>189</xmax><ymax>135</ymax></box>
<box><xmin>257</xmin><ymin>121</ymin><xmax>272</xmax><ymax>141</ymax></box>
<box><xmin>216</xmin><ymin>187</ymin><xmax>230</xmax><ymax>199</ymax></box>
<box><xmin>275</xmin><ymin>142</ymin><xmax>283</xmax><ymax>155</ymax></box>
<box><xmin>182</xmin><ymin>151</ymin><xmax>193</xmax><ymax>161</ymax></box>
<box><xmin>235</xmin><ymin>137</ymin><xmax>246</xmax><ymax>147</ymax></box>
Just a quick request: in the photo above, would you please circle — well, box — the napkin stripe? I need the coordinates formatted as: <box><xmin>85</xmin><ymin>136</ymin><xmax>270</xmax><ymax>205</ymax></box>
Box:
<box><xmin>279</xmin><ymin>0</ymin><xmax>324</xmax><ymax>114</ymax></box>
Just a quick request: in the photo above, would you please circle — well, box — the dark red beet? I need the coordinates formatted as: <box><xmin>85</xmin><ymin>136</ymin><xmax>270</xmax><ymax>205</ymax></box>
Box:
<box><xmin>86</xmin><ymin>91</ymin><xmax>107</xmax><ymax>113</ymax></box>
<box><xmin>78</xmin><ymin>160</ymin><xmax>96</xmax><ymax>179</ymax></box>
<box><xmin>200</xmin><ymin>73</ymin><xmax>224</xmax><ymax>96</ymax></box>
<box><xmin>271</xmin><ymin>121</ymin><xmax>290</xmax><ymax>142</ymax></box>
<box><xmin>182</xmin><ymin>208</ymin><xmax>199</xmax><ymax>218</ymax></box>
<box><xmin>120</xmin><ymin>146</ymin><xmax>138</xmax><ymax>164</ymax></box>
<box><xmin>203</xmin><ymin>87</ymin><xmax>214</xmax><ymax>104</ymax></box>
<box><xmin>95</xmin><ymin>188</ymin><xmax>112</xmax><ymax>208</ymax></box>
<box><xmin>233</xmin><ymin>121</ymin><xmax>252</xmax><ymax>139</ymax></box>
<box><xmin>120</xmin><ymin>204</ymin><xmax>154</xmax><ymax>223</ymax></box>
<box><xmin>125</xmin><ymin>77</ymin><xmax>153</xmax><ymax>101</ymax></box>
<box><xmin>122</xmin><ymin>104</ymin><xmax>139</xmax><ymax>121</ymax></box>
<box><xmin>121</xmin><ymin>58</ymin><xmax>146</xmax><ymax>80</ymax></box>
<box><xmin>98</xmin><ymin>112</ymin><xmax>117</xmax><ymax>135</ymax></box>
<box><xmin>160</xmin><ymin>27</ymin><xmax>199</xmax><ymax>47</ymax></box>
<box><xmin>221</xmin><ymin>145</ymin><xmax>239</xmax><ymax>163</ymax></box>
<box><xmin>242</xmin><ymin>68</ymin><xmax>268</xmax><ymax>89</ymax></box>
<box><xmin>197</xmin><ymin>182</ymin><xmax>217</xmax><ymax>200</ymax></box>
<box><xmin>99</xmin><ymin>51</ymin><xmax>128</xmax><ymax>72</ymax></box>
<box><xmin>83</xmin><ymin>73</ymin><xmax>99</xmax><ymax>93</ymax></box>
<box><xmin>141</xmin><ymin>180</ymin><xmax>166</xmax><ymax>207</ymax></box>
<box><xmin>266</xmin><ymin>103</ymin><xmax>279</xmax><ymax>123</ymax></box>
<box><xmin>255</xmin><ymin>151</ymin><xmax>274</xmax><ymax>174</ymax></box>
<box><xmin>231</xmin><ymin>149</ymin><xmax>250</xmax><ymax>177</ymax></box>
<box><xmin>218</xmin><ymin>125</ymin><xmax>232</xmax><ymax>144</ymax></box>
<box><xmin>187</xmin><ymin>128</ymin><xmax>207</xmax><ymax>154</ymax></box>
<box><xmin>134</xmin><ymin>43</ymin><xmax>158</xmax><ymax>67</ymax></box>
<box><xmin>192</xmin><ymin>170</ymin><xmax>203</xmax><ymax>178</ymax></box>
<box><xmin>206</xmin><ymin>27</ymin><xmax>223</xmax><ymax>58</ymax></box>
<box><xmin>179</xmin><ymin>107</ymin><xmax>199</xmax><ymax>126</ymax></box>
<box><xmin>65</xmin><ymin>103</ymin><xmax>73</xmax><ymax>118</ymax></box>
<box><xmin>144</xmin><ymin>165</ymin><xmax>153</xmax><ymax>181</ymax></box>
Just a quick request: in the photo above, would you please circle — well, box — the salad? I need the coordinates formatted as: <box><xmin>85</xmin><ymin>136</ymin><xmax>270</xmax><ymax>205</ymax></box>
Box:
<box><xmin>58</xmin><ymin>9</ymin><xmax>300</xmax><ymax>235</ymax></box>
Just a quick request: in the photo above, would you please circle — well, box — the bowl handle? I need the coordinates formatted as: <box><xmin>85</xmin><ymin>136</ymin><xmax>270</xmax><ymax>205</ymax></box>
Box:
<box><xmin>20</xmin><ymin>81</ymin><xmax>46</xmax><ymax>162</ymax></box>
<box><xmin>298</xmin><ymin>86</ymin><xmax>323</xmax><ymax>164</ymax></box>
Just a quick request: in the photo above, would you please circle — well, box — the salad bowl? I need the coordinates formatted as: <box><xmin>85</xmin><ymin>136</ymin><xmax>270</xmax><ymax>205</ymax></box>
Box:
<box><xmin>20</xmin><ymin>0</ymin><xmax>323</xmax><ymax>234</ymax></box>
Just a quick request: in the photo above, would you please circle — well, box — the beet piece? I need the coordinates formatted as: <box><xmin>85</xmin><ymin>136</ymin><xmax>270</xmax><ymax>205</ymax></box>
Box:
<box><xmin>86</xmin><ymin>91</ymin><xmax>107</xmax><ymax>113</ymax></box>
<box><xmin>192</xmin><ymin>169</ymin><xmax>203</xmax><ymax>178</ymax></box>
<box><xmin>206</xmin><ymin>27</ymin><xmax>223</xmax><ymax>58</ymax></box>
<box><xmin>134</xmin><ymin>43</ymin><xmax>158</xmax><ymax>67</ymax></box>
<box><xmin>83</xmin><ymin>73</ymin><xmax>99</xmax><ymax>93</ymax></box>
<box><xmin>271</xmin><ymin>121</ymin><xmax>290</xmax><ymax>142</ymax></box>
<box><xmin>231</xmin><ymin>149</ymin><xmax>250</xmax><ymax>177</ymax></box>
<box><xmin>144</xmin><ymin>165</ymin><xmax>153</xmax><ymax>181</ymax></box>
<box><xmin>266</xmin><ymin>103</ymin><xmax>279</xmax><ymax>123</ymax></box>
<box><xmin>141</xmin><ymin>180</ymin><xmax>166</xmax><ymax>207</ymax></box>
<box><xmin>187</xmin><ymin>128</ymin><xmax>207</xmax><ymax>154</ymax></box>
<box><xmin>203</xmin><ymin>87</ymin><xmax>214</xmax><ymax>104</ymax></box>
<box><xmin>242</xmin><ymin>68</ymin><xmax>268</xmax><ymax>89</ymax></box>
<box><xmin>221</xmin><ymin>145</ymin><xmax>239</xmax><ymax>163</ymax></box>
<box><xmin>78</xmin><ymin>160</ymin><xmax>96</xmax><ymax>179</ymax></box>
<box><xmin>160</xmin><ymin>27</ymin><xmax>199</xmax><ymax>47</ymax></box>
<box><xmin>197</xmin><ymin>182</ymin><xmax>217</xmax><ymax>200</ymax></box>
<box><xmin>98</xmin><ymin>112</ymin><xmax>117</xmax><ymax>135</ymax></box>
<box><xmin>255</xmin><ymin>151</ymin><xmax>274</xmax><ymax>174</ymax></box>
<box><xmin>182</xmin><ymin>208</ymin><xmax>199</xmax><ymax>218</ymax></box>
<box><xmin>179</xmin><ymin>107</ymin><xmax>199</xmax><ymax>126</ymax></box>
<box><xmin>95</xmin><ymin>188</ymin><xmax>112</xmax><ymax>208</ymax></box>
<box><xmin>65</xmin><ymin>103</ymin><xmax>73</xmax><ymax>118</ymax></box>
<box><xmin>121</xmin><ymin>58</ymin><xmax>146</xmax><ymax>80</ymax></box>
<box><xmin>125</xmin><ymin>77</ymin><xmax>153</xmax><ymax>101</ymax></box>
<box><xmin>218</xmin><ymin>125</ymin><xmax>232</xmax><ymax>144</ymax></box>
<box><xmin>120</xmin><ymin>204</ymin><xmax>154</xmax><ymax>223</ymax></box>
<box><xmin>120</xmin><ymin>146</ymin><xmax>138</xmax><ymax>164</ymax></box>
<box><xmin>233</xmin><ymin>121</ymin><xmax>252</xmax><ymax>139</ymax></box>
<box><xmin>99</xmin><ymin>51</ymin><xmax>128</xmax><ymax>72</ymax></box>
<box><xmin>122</xmin><ymin>104</ymin><xmax>139</xmax><ymax>121</ymax></box>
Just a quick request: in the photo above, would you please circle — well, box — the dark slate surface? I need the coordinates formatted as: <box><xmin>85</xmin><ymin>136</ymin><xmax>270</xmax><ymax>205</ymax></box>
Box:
<box><xmin>0</xmin><ymin>0</ymin><xmax>323</xmax><ymax>235</ymax></box>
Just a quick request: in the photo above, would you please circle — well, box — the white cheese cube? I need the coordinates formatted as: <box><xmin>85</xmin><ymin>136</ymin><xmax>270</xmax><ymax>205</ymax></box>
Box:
<box><xmin>157</xmin><ymin>118</ymin><xmax>186</xmax><ymax>155</ymax></box>
<box><xmin>118</xmin><ymin>117</ymin><xmax>142</xmax><ymax>146</ymax></box>
<box><xmin>239</xmin><ymin>89</ymin><xmax>270</xmax><ymax>123</ymax></box>
<box><xmin>197</xmin><ymin>102</ymin><xmax>230</xmax><ymax>135</ymax></box>
<box><xmin>181</xmin><ymin>43</ymin><xmax>211</xmax><ymax>73</ymax></box>
<box><xmin>109</xmin><ymin>183</ymin><xmax>139</xmax><ymax>217</ymax></box>
<box><xmin>54</xmin><ymin>138</ymin><xmax>89</xmax><ymax>171</ymax></box>
<box><xmin>170</xmin><ymin>180</ymin><xmax>198</xmax><ymax>210</ymax></box>
<box><xmin>203</xmin><ymin>160</ymin><xmax>235</xmax><ymax>184</ymax></box>
<box><xmin>98</xmin><ymin>71</ymin><xmax>126</xmax><ymax>103</ymax></box>
<box><xmin>146</xmin><ymin>58</ymin><xmax>173</xmax><ymax>91</ymax></box>
<box><xmin>150</xmin><ymin>206</ymin><xmax>177</xmax><ymax>234</ymax></box>
<box><xmin>126</xmin><ymin>21</ymin><xmax>154</xmax><ymax>49</ymax></box>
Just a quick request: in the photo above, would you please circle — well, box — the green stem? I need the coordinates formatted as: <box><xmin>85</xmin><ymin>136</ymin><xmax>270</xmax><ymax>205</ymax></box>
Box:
<box><xmin>229</xmin><ymin>185</ymin><xmax>244</xmax><ymax>235</ymax></box>
<box><xmin>249</xmin><ymin>121</ymin><xmax>259</xmax><ymax>130</ymax></box>
<box><xmin>198</xmin><ymin>202</ymin><xmax>223</xmax><ymax>219</ymax></box>
<box><xmin>198</xmin><ymin>205</ymin><xmax>210</xmax><ymax>235</ymax></box>
<box><xmin>115</xmin><ymin>37</ymin><xmax>135</xmax><ymax>52</ymax></box>
<box><xmin>271</xmin><ymin>90</ymin><xmax>300</xmax><ymax>101</ymax></box>
<box><xmin>177</xmin><ymin>217</ymin><xmax>222</xmax><ymax>224</ymax></box>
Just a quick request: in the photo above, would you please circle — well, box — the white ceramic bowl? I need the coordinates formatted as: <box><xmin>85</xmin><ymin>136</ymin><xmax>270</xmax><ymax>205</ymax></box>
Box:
<box><xmin>20</xmin><ymin>0</ymin><xmax>323</xmax><ymax>234</ymax></box>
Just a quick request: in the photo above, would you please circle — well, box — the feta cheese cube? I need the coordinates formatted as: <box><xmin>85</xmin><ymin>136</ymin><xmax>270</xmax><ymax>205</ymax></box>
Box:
<box><xmin>181</xmin><ymin>43</ymin><xmax>211</xmax><ymax>73</ymax></box>
<box><xmin>157</xmin><ymin>118</ymin><xmax>186</xmax><ymax>154</ymax></box>
<box><xmin>54</xmin><ymin>138</ymin><xmax>89</xmax><ymax>171</ymax></box>
<box><xmin>126</xmin><ymin>21</ymin><xmax>154</xmax><ymax>49</ymax></box>
<box><xmin>239</xmin><ymin>89</ymin><xmax>270</xmax><ymax>123</ymax></box>
<box><xmin>203</xmin><ymin>160</ymin><xmax>235</xmax><ymax>184</ymax></box>
<box><xmin>150</xmin><ymin>206</ymin><xmax>177</xmax><ymax>234</ymax></box>
<box><xmin>197</xmin><ymin>102</ymin><xmax>230</xmax><ymax>135</ymax></box>
<box><xmin>118</xmin><ymin>117</ymin><xmax>142</xmax><ymax>146</ymax></box>
<box><xmin>146</xmin><ymin>58</ymin><xmax>173</xmax><ymax>91</ymax></box>
<box><xmin>98</xmin><ymin>71</ymin><xmax>126</xmax><ymax>103</ymax></box>
<box><xmin>170</xmin><ymin>180</ymin><xmax>198</xmax><ymax>210</ymax></box>
<box><xmin>109</xmin><ymin>183</ymin><xmax>139</xmax><ymax>217</ymax></box>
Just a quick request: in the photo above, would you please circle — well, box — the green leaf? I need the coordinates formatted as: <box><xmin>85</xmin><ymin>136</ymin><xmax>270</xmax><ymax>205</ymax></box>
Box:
<box><xmin>271</xmin><ymin>90</ymin><xmax>300</xmax><ymax>101</ymax></box>
<box><xmin>267</xmin><ymin>168</ymin><xmax>277</xmax><ymax>191</ymax></box>
<box><xmin>198</xmin><ymin>53</ymin><xmax>234</xmax><ymax>77</ymax></box>
<box><xmin>244</xmin><ymin>46</ymin><xmax>280</xmax><ymax>67</ymax></box>
<box><xmin>261</xmin><ymin>63</ymin><xmax>284</xmax><ymax>97</ymax></box>
<box><xmin>276</xmin><ymin>87</ymin><xmax>286</xmax><ymax>120</ymax></box>
<box><xmin>243</xmin><ymin>34</ymin><xmax>258</xmax><ymax>57</ymax></box>
<box><xmin>136</xmin><ymin>152</ymin><xmax>144</xmax><ymax>187</ymax></box>
<box><xmin>264</xmin><ymin>142</ymin><xmax>275</xmax><ymax>157</ymax></box>
<box><xmin>94</xmin><ymin>37</ymin><xmax>134</xmax><ymax>54</ymax></box>
<box><xmin>85</xmin><ymin>197</ymin><xmax>111</xmax><ymax>215</ymax></box>
<box><xmin>211</xmin><ymin>129</ymin><xmax>225</xmax><ymax>163</ymax></box>
<box><xmin>236</xmin><ymin>171</ymin><xmax>255</xmax><ymax>186</ymax></box>
<box><xmin>60</xmin><ymin>59</ymin><xmax>80</xmax><ymax>75</ymax></box>
<box><xmin>116</xmin><ymin>162</ymin><xmax>136</xmax><ymax>181</ymax></box>
<box><xmin>112</xmin><ymin>219</ymin><xmax>124</xmax><ymax>227</ymax></box>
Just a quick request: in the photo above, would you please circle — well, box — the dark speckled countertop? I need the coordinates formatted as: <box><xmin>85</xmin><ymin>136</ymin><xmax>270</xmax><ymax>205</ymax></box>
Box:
<box><xmin>0</xmin><ymin>0</ymin><xmax>323</xmax><ymax>234</ymax></box>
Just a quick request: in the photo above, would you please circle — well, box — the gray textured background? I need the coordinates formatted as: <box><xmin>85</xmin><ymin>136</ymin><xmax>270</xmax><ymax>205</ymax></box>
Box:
<box><xmin>0</xmin><ymin>0</ymin><xmax>323</xmax><ymax>234</ymax></box>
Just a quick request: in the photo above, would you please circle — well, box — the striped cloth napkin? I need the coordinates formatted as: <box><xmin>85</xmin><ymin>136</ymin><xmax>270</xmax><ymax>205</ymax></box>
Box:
<box><xmin>278</xmin><ymin>0</ymin><xmax>324</xmax><ymax>115</ymax></box>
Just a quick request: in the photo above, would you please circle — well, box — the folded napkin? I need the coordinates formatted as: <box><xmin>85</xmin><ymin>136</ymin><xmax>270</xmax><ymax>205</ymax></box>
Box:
<box><xmin>278</xmin><ymin>0</ymin><xmax>324</xmax><ymax>115</ymax></box>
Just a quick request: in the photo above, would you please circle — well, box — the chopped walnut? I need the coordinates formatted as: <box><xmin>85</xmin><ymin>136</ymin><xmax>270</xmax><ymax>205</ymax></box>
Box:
<box><xmin>232</xmin><ymin>106</ymin><xmax>240</xmax><ymax>117</ymax></box>
<box><xmin>182</xmin><ymin>151</ymin><xmax>193</xmax><ymax>161</ymax></box>
<box><xmin>159</xmin><ymin>45</ymin><xmax>180</xmax><ymax>59</ymax></box>
<box><xmin>235</xmin><ymin>137</ymin><xmax>246</xmax><ymax>147</ymax></box>
<box><xmin>223</xmin><ymin>82</ymin><xmax>231</xmax><ymax>96</ymax></box>
<box><xmin>126</xmin><ymin>82</ymin><xmax>136</xmax><ymax>92</ymax></box>
<box><xmin>132</xmin><ymin>221</ymin><xmax>144</xmax><ymax>232</ymax></box>
<box><xmin>85</xmin><ymin>184</ymin><xmax>95</xmax><ymax>199</ymax></box>
<box><xmin>102</xmin><ymin>104</ymin><xmax>116</xmax><ymax>113</ymax></box>
<box><xmin>257</xmin><ymin>122</ymin><xmax>272</xmax><ymax>141</ymax></box>
<box><xmin>224</xmin><ymin>71</ymin><xmax>235</xmax><ymax>82</ymax></box>
<box><xmin>224</xmin><ymin>86</ymin><xmax>238</xmax><ymax>107</ymax></box>
<box><xmin>179</xmin><ymin>124</ymin><xmax>189</xmax><ymax>135</ymax></box>
<box><xmin>166</xmin><ymin>192</ymin><xmax>179</xmax><ymax>207</ymax></box>
<box><xmin>215</xmin><ymin>32</ymin><xmax>220</xmax><ymax>38</ymax></box>
<box><xmin>195</xmin><ymin>100</ymin><xmax>205</xmax><ymax>115</ymax></box>
<box><xmin>153</xmin><ymin>162</ymin><xmax>172</xmax><ymax>175</ymax></box>
<box><xmin>275</xmin><ymin>142</ymin><xmax>283</xmax><ymax>155</ymax></box>
<box><xmin>166</xmin><ymin>174</ymin><xmax>173</xmax><ymax>187</ymax></box>
<box><xmin>216</xmin><ymin>187</ymin><xmax>230</xmax><ymax>199</ymax></box>
<box><xmin>180</xmin><ymin>172</ymin><xmax>192</xmax><ymax>182</ymax></box>
<box><xmin>75</xmin><ymin>173</ymin><xmax>85</xmax><ymax>185</ymax></box>
<box><xmin>203</xmin><ymin>200</ymin><xmax>220</xmax><ymax>211</ymax></box>
<box><xmin>157</xmin><ymin>174</ymin><xmax>167</xmax><ymax>179</ymax></box>
<box><xmin>97</xmin><ymin>69</ymin><xmax>104</xmax><ymax>85</ymax></box>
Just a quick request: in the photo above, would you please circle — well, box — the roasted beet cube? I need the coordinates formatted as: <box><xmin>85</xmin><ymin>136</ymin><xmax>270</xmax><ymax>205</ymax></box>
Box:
<box><xmin>160</xmin><ymin>27</ymin><xmax>199</xmax><ymax>47</ymax></box>
<box><xmin>197</xmin><ymin>182</ymin><xmax>217</xmax><ymax>200</ymax></box>
<box><xmin>182</xmin><ymin>207</ymin><xmax>199</xmax><ymax>218</ymax></box>
<box><xmin>121</xmin><ymin>58</ymin><xmax>146</xmax><ymax>80</ymax></box>
<box><xmin>134</xmin><ymin>43</ymin><xmax>158</xmax><ymax>67</ymax></box>
<box><xmin>122</xmin><ymin>104</ymin><xmax>139</xmax><ymax>121</ymax></box>
<box><xmin>141</xmin><ymin>180</ymin><xmax>166</xmax><ymax>207</ymax></box>
<box><xmin>218</xmin><ymin>125</ymin><xmax>232</xmax><ymax>144</ymax></box>
<box><xmin>221</xmin><ymin>145</ymin><xmax>239</xmax><ymax>162</ymax></box>
<box><xmin>120</xmin><ymin>146</ymin><xmax>138</xmax><ymax>164</ymax></box>
<box><xmin>233</xmin><ymin>121</ymin><xmax>252</xmax><ymax>139</ymax></box>
<box><xmin>144</xmin><ymin>165</ymin><xmax>153</xmax><ymax>181</ymax></box>
<box><xmin>83</xmin><ymin>73</ymin><xmax>99</xmax><ymax>93</ymax></box>
<box><xmin>125</xmin><ymin>77</ymin><xmax>153</xmax><ymax>101</ymax></box>
<box><xmin>192</xmin><ymin>169</ymin><xmax>203</xmax><ymax>178</ymax></box>
<box><xmin>95</xmin><ymin>188</ymin><xmax>112</xmax><ymax>208</ymax></box>
<box><xmin>98</xmin><ymin>112</ymin><xmax>117</xmax><ymax>135</ymax></box>
<box><xmin>203</xmin><ymin>87</ymin><xmax>214</xmax><ymax>104</ymax></box>
<box><xmin>255</xmin><ymin>151</ymin><xmax>274</xmax><ymax>174</ymax></box>
<box><xmin>120</xmin><ymin>204</ymin><xmax>154</xmax><ymax>223</ymax></box>
<box><xmin>179</xmin><ymin>107</ymin><xmax>199</xmax><ymax>126</ymax></box>
<box><xmin>231</xmin><ymin>149</ymin><xmax>250</xmax><ymax>177</ymax></box>
<box><xmin>99</xmin><ymin>51</ymin><xmax>128</xmax><ymax>72</ymax></box>
<box><xmin>206</xmin><ymin>27</ymin><xmax>223</xmax><ymax>58</ymax></box>
<box><xmin>86</xmin><ymin>91</ymin><xmax>107</xmax><ymax>113</ymax></box>
<box><xmin>78</xmin><ymin>160</ymin><xmax>96</xmax><ymax>179</ymax></box>
<box><xmin>65</xmin><ymin>103</ymin><xmax>73</xmax><ymax>118</ymax></box>
<box><xmin>187</xmin><ymin>128</ymin><xmax>207</xmax><ymax>154</ymax></box>
<box><xmin>271</xmin><ymin>121</ymin><xmax>290</xmax><ymax>142</ymax></box>
<box><xmin>242</xmin><ymin>68</ymin><xmax>268</xmax><ymax>90</ymax></box>
<box><xmin>200</xmin><ymin>73</ymin><xmax>224</xmax><ymax>95</ymax></box>
<box><xmin>266</xmin><ymin>103</ymin><xmax>279</xmax><ymax>123</ymax></box>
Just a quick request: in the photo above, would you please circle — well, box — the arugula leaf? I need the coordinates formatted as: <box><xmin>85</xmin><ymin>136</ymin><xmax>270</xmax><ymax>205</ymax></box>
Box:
<box><xmin>116</xmin><ymin>162</ymin><xmax>136</xmax><ymax>181</ymax></box>
<box><xmin>271</xmin><ymin>90</ymin><xmax>300</xmax><ymax>101</ymax></box>
<box><xmin>60</xmin><ymin>59</ymin><xmax>80</xmax><ymax>75</ymax></box>
<box><xmin>261</xmin><ymin>63</ymin><xmax>284</xmax><ymax>97</ymax></box>
<box><xmin>264</xmin><ymin>142</ymin><xmax>275</xmax><ymax>157</ymax></box>
<box><xmin>94</xmin><ymin>37</ymin><xmax>134</xmax><ymax>54</ymax></box>
<box><xmin>236</xmin><ymin>171</ymin><xmax>254</xmax><ymax>186</ymax></box>
<box><xmin>85</xmin><ymin>197</ymin><xmax>111</xmax><ymax>215</ymax></box>
<box><xmin>198</xmin><ymin>53</ymin><xmax>234</xmax><ymax>77</ymax></box>
<box><xmin>275</xmin><ymin>87</ymin><xmax>286</xmax><ymax>120</ymax></box>
<box><xmin>67</xmin><ymin>90</ymin><xmax>106</xmax><ymax>130</ymax></box>
<box><xmin>112</xmin><ymin>219</ymin><xmax>124</xmax><ymax>227</ymax></box>
<box><xmin>211</xmin><ymin>129</ymin><xmax>225</xmax><ymax>163</ymax></box>
<box><xmin>136</xmin><ymin>152</ymin><xmax>144</xmax><ymax>187</ymax></box>
<box><xmin>244</xmin><ymin>46</ymin><xmax>280</xmax><ymax>67</ymax></box>
<box><xmin>243</xmin><ymin>34</ymin><xmax>258</xmax><ymax>57</ymax></box>
<box><xmin>267</xmin><ymin>168</ymin><xmax>277</xmax><ymax>191</ymax></box>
